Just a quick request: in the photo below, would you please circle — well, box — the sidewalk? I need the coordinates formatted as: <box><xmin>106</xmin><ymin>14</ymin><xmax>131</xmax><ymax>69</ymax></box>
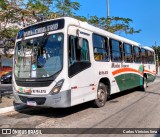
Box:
<box><xmin>0</xmin><ymin>84</ymin><xmax>27</xmax><ymax>114</ymax></box>
<box><xmin>0</xmin><ymin>94</ymin><xmax>14</xmax><ymax>108</ymax></box>
<box><xmin>0</xmin><ymin>83</ymin><xmax>13</xmax><ymax>108</ymax></box>
<box><xmin>0</xmin><ymin>95</ymin><xmax>27</xmax><ymax>114</ymax></box>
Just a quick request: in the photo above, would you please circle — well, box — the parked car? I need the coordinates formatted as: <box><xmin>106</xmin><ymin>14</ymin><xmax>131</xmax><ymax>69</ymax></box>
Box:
<box><xmin>1</xmin><ymin>71</ymin><xmax>12</xmax><ymax>84</ymax></box>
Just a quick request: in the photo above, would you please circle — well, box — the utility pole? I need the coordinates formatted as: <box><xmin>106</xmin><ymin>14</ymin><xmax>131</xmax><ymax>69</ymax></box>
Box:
<box><xmin>106</xmin><ymin>0</ymin><xmax>110</xmax><ymax>18</ymax></box>
<box><xmin>106</xmin><ymin>0</ymin><xmax>111</xmax><ymax>28</ymax></box>
<box><xmin>155</xmin><ymin>41</ymin><xmax>159</xmax><ymax>75</ymax></box>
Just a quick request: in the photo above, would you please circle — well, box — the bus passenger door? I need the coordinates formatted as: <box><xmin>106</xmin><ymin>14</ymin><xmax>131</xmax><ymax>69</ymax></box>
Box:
<box><xmin>68</xmin><ymin>27</ymin><xmax>95</xmax><ymax>106</ymax></box>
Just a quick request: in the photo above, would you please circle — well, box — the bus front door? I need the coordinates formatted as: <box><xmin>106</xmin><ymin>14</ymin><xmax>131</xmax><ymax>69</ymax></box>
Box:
<box><xmin>68</xmin><ymin>26</ymin><xmax>95</xmax><ymax>106</ymax></box>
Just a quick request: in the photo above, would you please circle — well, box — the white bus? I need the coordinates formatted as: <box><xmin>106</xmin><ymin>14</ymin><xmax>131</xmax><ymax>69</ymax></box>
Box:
<box><xmin>12</xmin><ymin>17</ymin><xmax>156</xmax><ymax>108</ymax></box>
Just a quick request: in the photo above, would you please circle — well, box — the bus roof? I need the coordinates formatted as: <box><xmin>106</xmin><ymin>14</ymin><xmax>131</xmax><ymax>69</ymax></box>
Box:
<box><xmin>142</xmin><ymin>46</ymin><xmax>154</xmax><ymax>52</ymax></box>
<box><xmin>19</xmin><ymin>17</ymin><xmax>140</xmax><ymax>46</ymax></box>
<box><xmin>19</xmin><ymin>17</ymin><xmax>154</xmax><ymax>50</ymax></box>
<box><xmin>62</xmin><ymin>17</ymin><xmax>140</xmax><ymax>46</ymax></box>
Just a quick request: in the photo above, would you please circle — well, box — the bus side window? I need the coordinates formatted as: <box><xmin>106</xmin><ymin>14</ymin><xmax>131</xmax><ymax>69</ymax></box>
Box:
<box><xmin>133</xmin><ymin>46</ymin><xmax>141</xmax><ymax>63</ymax></box>
<box><xmin>123</xmin><ymin>43</ymin><xmax>133</xmax><ymax>63</ymax></box>
<box><xmin>147</xmin><ymin>51</ymin><xmax>154</xmax><ymax>64</ymax></box>
<box><xmin>141</xmin><ymin>48</ymin><xmax>147</xmax><ymax>64</ymax></box>
<box><xmin>110</xmin><ymin>39</ymin><xmax>122</xmax><ymax>62</ymax></box>
<box><xmin>92</xmin><ymin>33</ymin><xmax>108</xmax><ymax>61</ymax></box>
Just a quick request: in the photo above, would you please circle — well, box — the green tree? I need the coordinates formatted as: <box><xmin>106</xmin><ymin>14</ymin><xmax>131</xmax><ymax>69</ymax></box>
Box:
<box><xmin>0</xmin><ymin>0</ymin><xmax>141</xmax><ymax>41</ymax></box>
<box><xmin>0</xmin><ymin>0</ymin><xmax>52</xmax><ymax>40</ymax></box>
<box><xmin>87</xmin><ymin>16</ymin><xmax>141</xmax><ymax>35</ymax></box>
<box><xmin>0</xmin><ymin>0</ymin><xmax>35</xmax><ymax>39</ymax></box>
<box><xmin>152</xmin><ymin>46</ymin><xmax>160</xmax><ymax>61</ymax></box>
<box><xmin>26</xmin><ymin>0</ymin><xmax>52</xmax><ymax>21</ymax></box>
<box><xmin>55</xmin><ymin>0</ymin><xmax>80</xmax><ymax>17</ymax></box>
<box><xmin>0</xmin><ymin>0</ymin><xmax>20</xmax><ymax>39</ymax></box>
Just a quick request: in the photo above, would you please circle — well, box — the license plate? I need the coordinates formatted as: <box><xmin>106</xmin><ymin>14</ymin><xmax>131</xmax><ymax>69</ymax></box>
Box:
<box><xmin>27</xmin><ymin>101</ymin><xmax>37</xmax><ymax>106</ymax></box>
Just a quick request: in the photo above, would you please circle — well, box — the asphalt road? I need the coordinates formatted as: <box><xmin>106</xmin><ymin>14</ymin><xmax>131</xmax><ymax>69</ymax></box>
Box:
<box><xmin>0</xmin><ymin>79</ymin><xmax>160</xmax><ymax>137</ymax></box>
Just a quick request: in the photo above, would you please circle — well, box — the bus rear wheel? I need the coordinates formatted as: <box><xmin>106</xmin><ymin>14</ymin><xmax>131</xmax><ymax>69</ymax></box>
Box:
<box><xmin>140</xmin><ymin>77</ymin><xmax>148</xmax><ymax>91</ymax></box>
<box><xmin>93</xmin><ymin>82</ymin><xmax>108</xmax><ymax>108</ymax></box>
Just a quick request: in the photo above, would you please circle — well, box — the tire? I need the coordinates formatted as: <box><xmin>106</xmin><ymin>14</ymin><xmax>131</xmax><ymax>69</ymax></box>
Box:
<box><xmin>93</xmin><ymin>82</ymin><xmax>108</xmax><ymax>108</ymax></box>
<box><xmin>140</xmin><ymin>77</ymin><xmax>148</xmax><ymax>91</ymax></box>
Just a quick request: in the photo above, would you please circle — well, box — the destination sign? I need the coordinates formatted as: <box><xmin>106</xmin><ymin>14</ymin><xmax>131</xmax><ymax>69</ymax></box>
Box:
<box><xmin>17</xmin><ymin>19</ymin><xmax>64</xmax><ymax>39</ymax></box>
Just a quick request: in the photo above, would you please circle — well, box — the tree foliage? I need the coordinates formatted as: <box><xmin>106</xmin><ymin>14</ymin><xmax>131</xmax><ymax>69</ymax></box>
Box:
<box><xmin>26</xmin><ymin>0</ymin><xmax>52</xmax><ymax>21</ymax></box>
<box><xmin>0</xmin><ymin>0</ymin><xmax>20</xmax><ymax>39</ymax></box>
<box><xmin>0</xmin><ymin>0</ymin><xmax>141</xmax><ymax>42</ymax></box>
<box><xmin>87</xmin><ymin>16</ymin><xmax>141</xmax><ymax>35</ymax></box>
<box><xmin>152</xmin><ymin>46</ymin><xmax>160</xmax><ymax>61</ymax></box>
<box><xmin>55</xmin><ymin>0</ymin><xmax>80</xmax><ymax>17</ymax></box>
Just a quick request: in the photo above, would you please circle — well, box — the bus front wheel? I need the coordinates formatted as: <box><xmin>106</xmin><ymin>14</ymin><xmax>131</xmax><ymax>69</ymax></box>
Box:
<box><xmin>93</xmin><ymin>82</ymin><xmax>108</xmax><ymax>108</ymax></box>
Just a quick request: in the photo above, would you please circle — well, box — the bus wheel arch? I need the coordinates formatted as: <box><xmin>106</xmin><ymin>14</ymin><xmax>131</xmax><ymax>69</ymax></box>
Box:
<box><xmin>93</xmin><ymin>78</ymin><xmax>110</xmax><ymax>108</ymax></box>
<box><xmin>99</xmin><ymin>78</ymin><xmax>111</xmax><ymax>97</ymax></box>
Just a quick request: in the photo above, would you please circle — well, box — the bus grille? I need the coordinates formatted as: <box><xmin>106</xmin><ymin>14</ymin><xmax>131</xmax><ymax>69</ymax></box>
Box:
<box><xmin>16</xmin><ymin>80</ymin><xmax>52</xmax><ymax>87</ymax></box>
<box><xmin>19</xmin><ymin>96</ymin><xmax>46</xmax><ymax>105</ymax></box>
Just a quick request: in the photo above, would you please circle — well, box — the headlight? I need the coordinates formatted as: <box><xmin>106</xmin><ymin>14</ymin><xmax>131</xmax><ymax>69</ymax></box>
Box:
<box><xmin>50</xmin><ymin>79</ymin><xmax>64</xmax><ymax>95</ymax></box>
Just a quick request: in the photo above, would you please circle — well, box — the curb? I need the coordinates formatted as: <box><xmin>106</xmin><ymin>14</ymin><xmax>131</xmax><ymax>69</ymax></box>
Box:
<box><xmin>0</xmin><ymin>104</ymin><xmax>27</xmax><ymax>114</ymax></box>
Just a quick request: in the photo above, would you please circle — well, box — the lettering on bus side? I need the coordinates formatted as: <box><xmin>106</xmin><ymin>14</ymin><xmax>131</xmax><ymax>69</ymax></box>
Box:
<box><xmin>122</xmin><ymin>65</ymin><xmax>129</xmax><ymax>68</ymax></box>
<box><xmin>111</xmin><ymin>63</ymin><xmax>129</xmax><ymax>68</ymax></box>
<box><xmin>99</xmin><ymin>71</ymin><xmax>108</xmax><ymax>75</ymax></box>
<box><xmin>79</xmin><ymin>31</ymin><xmax>90</xmax><ymax>36</ymax></box>
<box><xmin>111</xmin><ymin>63</ymin><xmax>121</xmax><ymax>68</ymax></box>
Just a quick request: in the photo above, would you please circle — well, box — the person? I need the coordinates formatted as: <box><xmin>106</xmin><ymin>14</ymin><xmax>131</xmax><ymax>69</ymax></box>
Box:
<box><xmin>43</xmin><ymin>49</ymin><xmax>47</xmax><ymax>60</ymax></box>
<box><xmin>43</xmin><ymin>49</ymin><xmax>50</xmax><ymax>60</ymax></box>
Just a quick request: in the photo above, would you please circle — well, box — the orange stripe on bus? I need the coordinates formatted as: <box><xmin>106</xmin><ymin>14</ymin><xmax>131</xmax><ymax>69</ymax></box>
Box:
<box><xmin>112</xmin><ymin>68</ymin><xmax>142</xmax><ymax>76</ymax></box>
<box><xmin>144</xmin><ymin>70</ymin><xmax>155</xmax><ymax>75</ymax></box>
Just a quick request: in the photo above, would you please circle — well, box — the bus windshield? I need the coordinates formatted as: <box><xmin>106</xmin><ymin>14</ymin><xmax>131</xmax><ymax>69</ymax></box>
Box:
<box><xmin>14</xmin><ymin>33</ymin><xmax>63</xmax><ymax>78</ymax></box>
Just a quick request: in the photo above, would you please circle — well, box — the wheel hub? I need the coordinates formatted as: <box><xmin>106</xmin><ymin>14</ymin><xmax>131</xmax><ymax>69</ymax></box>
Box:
<box><xmin>98</xmin><ymin>89</ymin><xmax>105</xmax><ymax>103</ymax></box>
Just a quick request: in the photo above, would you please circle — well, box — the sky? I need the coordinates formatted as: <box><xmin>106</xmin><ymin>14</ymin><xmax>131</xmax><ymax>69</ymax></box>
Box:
<box><xmin>76</xmin><ymin>0</ymin><xmax>160</xmax><ymax>47</ymax></box>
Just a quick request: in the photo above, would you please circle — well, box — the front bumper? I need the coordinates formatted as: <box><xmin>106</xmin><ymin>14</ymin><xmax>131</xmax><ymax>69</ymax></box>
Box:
<box><xmin>13</xmin><ymin>90</ymin><xmax>71</xmax><ymax>108</ymax></box>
